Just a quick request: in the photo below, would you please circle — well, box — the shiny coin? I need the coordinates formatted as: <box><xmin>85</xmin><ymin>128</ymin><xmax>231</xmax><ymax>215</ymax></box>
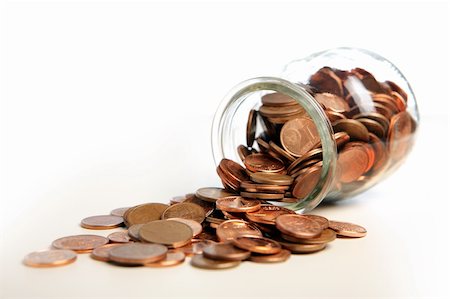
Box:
<box><xmin>161</xmin><ymin>202</ymin><xmax>206</xmax><ymax>223</ymax></box>
<box><xmin>202</xmin><ymin>242</ymin><xmax>251</xmax><ymax>261</ymax></box>
<box><xmin>245</xmin><ymin>205</ymin><xmax>295</xmax><ymax>225</ymax></box>
<box><xmin>241</xmin><ymin>181</ymin><xmax>289</xmax><ymax>193</ymax></box>
<box><xmin>357</xmin><ymin>117</ymin><xmax>386</xmax><ymax>138</ymax></box>
<box><xmin>246</xmin><ymin>109</ymin><xmax>257</xmax><ymax>147</ymax></box>
<box><xmin>314</xmin><ymin>92</ymin><xmax>350</xmax><ymax>113</ymax></box>
<box><xmin>91</xmin><ymin>243</ymin><xmax>124</xmax><ymax>262</ymax></box>
<box><xmin>183</xmin><ymin>196</ymin><xmax>215</xmax><ymax>218</ymax></box>
<box><xmin>249</xmin><ymin>249</ymin><xmax>291</xmax><ymax>263</ymax></box>
<box><xmin>232</xmin><ymin>235</ymin><xmax>282</xmax><ymax>254</ymax></box>
<box><xmin>110</xmin><ymin>207</ymin><xmax>130</xmax><ymax>217</ymax></box>
<box><xmin>388</xmin><ymin>111</ymin><xmax>414</xmax><ymax>161</ymax></box>
<box><xmin>275</xmin><ymin>214</ymin><xmax>323</xmax><ymax>239</ymax></box>
<box><xmin>250</xmin><ymin>172</ymin><xmax>293</xmax><ymax>186</ymax></box>
<box><xmin>216</xmin><ymin>219</ymin><xmax>262</xmax><ymax>242</ymax></box>
<box><xmin>178</xmin><ymin>239</ymin><xmax>217</xmax><ymax>256</ymax></box>
<box><xmin>195</xmin><ymin>187</ymin><xmax>236</xmax><ymax>203</ymax></box>
<box><xmin>261</xmin><ymin>92</ymin><xmax>297</xmax><ymax>107</ymax></box>
<box><xmin>292</xmin><ymin>164</ymin><xmax>322</xmax><ymax>199</ymax></box>
<box><xmin>302</xmin><ymin>215</ymin><xmax>329</xmax><ymax>230</ymax></box>
<box><xmin>23</xmin><ymin>250</ymin><xmax>77</xmax><ymax>268</ymax></box>
<box><xmin>80</xmin><ymin>215</ymin><xmax>124</xmax><ymax>230</ymax></box>
<box><xmin>256</xmin><ymin>137</ymin><xmax>270</xmax><ymax>152</ymax></box>
<box><xmin>190</xmin><ymin>254</ymin><xmax>240</xmax><ymax>270</ymax></box>
<box><xmin>107</xmin><ymin>231</ymin><xmax>131</xmax><ymax>243</ymax></box>
<box><xmin>280</xmin><ymin>118</ymin><xmax>320</xmax><ymax>157</ymax></box>
<box><xmin>329</xmin><ymin>220</ymin><xmax>367</xmax><ymax>238</ymax></box>
<box><xmin>108</xmin><ymin>243</ymin><xmax>168</xmax><ymax>265</ymax></box>
<box><xmin>124</xmin><ymin>203</ymin><xmax>169</xmax><ymax>227</ymax></box>
<box><xmin>240</xmin><ymin>191</ymin><xmax>285</xmax><ymax>201</ymax></box>
<box><xmin>167</xmin><ymin>218</ymin><xmax>202</xmax><ymax>237</ymax></box>
<box><xmin>52</xmin><ymin>235</ymin><xmax>108</xmax><ymax>253</ymax></box>
<box><xmin>309</xmin><ymin>67</ymin><xmax>344</xmax><ymax>96</ymax></box>
<box><xmin>279</xmin><ymin>241</ymin><xmax>327</xmax><ymax>253</ymax></box>
<box><xmin>139</xmin><ymin>220</ymin><xmax>193</xmax><ymax>248</ymax></box>
<box><xmin>244</xmin><ymin>153</ymin><xmax>285</xmax><ymax>173</ymax></box>
<box><xmin>333</xmin><ymin>119</ymin><xmax>370</xmax><ymax>142</ymax></box>
<box><xmin>128</xmin><ymin>224</ymin><xmax>144</xmax><ymax>241</ymax></box>
<box><xmin>237</xmin><ymin>145</ymin><xmax>252</xmax><ymax>162</ymax></box>
<box><xmin>216</xmin><ymin>196</ymin><xmax>261</xmax><ymax>213</ymax></box>
<box><xmin>337</xmin><ymin>142</ymin><xmax>370</xmax><ymax>183</ymax></box>
<box><xmin>281</xmin><ymin>229</ymin><xmax>336</xmax><ymax>244</ymax></box>
<box><xmin>269</xmin><ymin>141</ymin><xmax>296</xmax><ymax>162</ymax></box>
<box><xmin>219</xmin><ymin>158</ymin><xmax>249</xmax><ymax>185</ymax></box>
<box><xmin>145</xmin><ymin>250</ymin><xmax>186</xmax><ymax>267</ymax></box>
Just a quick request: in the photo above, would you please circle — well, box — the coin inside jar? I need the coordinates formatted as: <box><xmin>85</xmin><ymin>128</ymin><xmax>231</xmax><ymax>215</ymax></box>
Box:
<box><xmin>249</xmin><ymin>172</ymin><xmax>294</xmax><ymax>186</ymax></box>
<box><xmin>244</xmin><ymin>153</ymin><xmax>285</xmax><ymax>173</ymax></box>
<box><xmin>23</xmin><ymin>250</ymin><xmax>77</xmax><ymax>268</ymax></box>
<box><xmin>215</xmin><ymin>196</ymin><xmax>261</xmax><ymax>213</ymax></box>
<box><xmin>139</xmin><ymin>220</ymin><xmax>193</xmax><ymax>248</ymax></box>
<box><xmin>280</xmin><ymin>118</ymin><xmax>320</xmax><ymax>157</ymax></box>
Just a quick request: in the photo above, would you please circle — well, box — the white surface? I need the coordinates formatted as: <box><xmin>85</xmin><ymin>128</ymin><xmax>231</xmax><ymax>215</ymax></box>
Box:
<box><xmin>1</xmin><ymin>1</ymin><xmax>449</xmax><ymax>298</ymax></box>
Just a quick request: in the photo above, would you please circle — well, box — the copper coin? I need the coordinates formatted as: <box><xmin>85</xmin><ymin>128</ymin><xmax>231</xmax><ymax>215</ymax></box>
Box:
<box><xmin>216</xmin><ymin>219</ymin><xmax>262</xmax><ymax>242</ymax></box>
<box><xmin>128</xmin><ymin>224</ymin><xmax>144</xmax><ymax>241</ymax></box>
<box><xmin>24</xmin><ymin>250</ymin><xmax>77</xmax><ymax>268</ymax></box>
<box><xmin>280</xmin><ymin>118</ymin><xmax>320</xmax><ymax>157</ymax></box>
<box><xmin>337</xmin><ymin>142</ymin><xmax>370</xmax><ymax>183</ymax></box>
<box><xmin>314</xmin><ymin>92</ymin><xmax>350</xmax><ymax>113</ymax></box>
<box><xmin>334</xmin><ymin>131</ymin><xmax>351</xmax><ymax>148</ymax></box>
<box><xmin>373</xmin><ymin>102</ymin><xmax>395</xmax><ymax>119</ymax></box>
<box><xmin>281</xmin><ymin>229</ymin><xmax>336</xmax><ymax>244</ymax></box>
<box><xmin>351</xmin><ymin>67</ymin><xmax>384</xmax><ymax>93</ymax></box>
<box><xmin>161</xmin><ymin>202</ymin><xmax>206</xmax><ymax>223</ymax></box>
<box><xmin>328</xmin><ymin>220</ymin><xmax>367</xmax><ymax>238</ymax></box>
<box><xmin>195</xmin><ymin>187</ymin><xmax>236</xmax><ymax>203</ymax></box>
<box><xmin>221</xmin><ymin>210</ymin><xmax>245</xmax><ymax>220</ymax></box>
<box><xmin>357</xmin><ymin>118</ymin><xmax>386</xmax><ymax>138</ymax></box>
<box><xmin>108</xmin><ymin>243</ymin><xmax>168</xmax><ymax>265</ymax></box>
<box><xmin>250</xmin><ymin>172</ymin><xmax>293</xmax><ymax>186</ymax></box>
<box><xmin>124</xmin><ymin>203</ymin><xmax>169</xmax><ymax>227</ymax></box>
<box><xmin>275</xmin><ymin>214</ymin><xmax>323</xmax><ymax>239</ymax></box>
<box><xmin>287</xmin><ymin>148</ymin><xmax>322</xmax><ymax>174</ymax></box>
<box><xmin>256</xmin><ymin>137</ymin><xmax>270</xmax><ymax>152</ymax></box>
<box><xmin>292</xmin><ymin>164</ymin><xmax>322</xmax><ymax>199</ymax></box>
<box><xmin>108</xmin><ymin>231</ymin><xmax>131</xmax><ymax>243</ymax></box>
<box><xmin>167</xmin><ymin>217</ymin><xmax>202</xmax><ymax>237</ymax></box>
<box><xmin>261</xmin><ymin>92</ymin><xmax>297</xmax><ymax>107</ymax></box>
<box><xmin>178</xmin><ymin>239</ymin><xmax>217</xmax><ymax>256</ymax></box>
<box><xmin>241</xmin><ymin>181</ymin><xmax>289</xmax><ymax>194</ymax></box>
<box><xmin>139</xmin><ymin>220</ymin><xmax>193</xmax><ymax>248</ymax></box>
<box><xmin>217</xmin><ymin>165</ymin><xmax>240</xmax><ymax>191</ymax></box>
<box><xmin>302</xmin><ymin>215</ymin><xmax>329</xmax><ymax>230</ymax></box>
<box><xmin>170</xmin><ymin>194</ymin><xmax>195</xmax><ymax>205</ymax></box>
<box><xmin>145</xmin><ymin>250</ymin><xmax>186</xmax><ymax>267</ymax></box>
<box><xmin>368</xmin><ymin>133</ymin><xmax>388</xmax><ymax>174</ymax></box>
<box><xmin>309</xmin><ymin>67</ymin><xmax>344</xmax><ymax>97</ymax></box>
<box><xmin>353</xmin><ymin>112</ymin><xmax>390</xmax><ymax>132</ymax></box>
<box><xmin>246</xmin><ymin>109</ymin><xmax>257</xmax><ymax>147</ymax></box>
<box><xmin>216</xmin><ymin>196</ymin><xmax>261</xmax><ymax>213</ymax></box>
<box><xmin>80</xmin><ymin>215</ymin><xmax>124</xmax><ymax>230</ymax></box>
<box><xmin>333</xmin><ymin>119</ymin><xmax>370</xmax><ymax>142</ymax></box>
<box><xmin>249</xmin><ymin>249</ymin><xmax>291</xmax><ymax>263</ymax></box>
<box><xmin>388</xmin><ymin>111</ymin><xmax>414</xmax><ymax>161</ymax></box>
<box><xmin>390</xmin><ymin>91</ymin><xmax>407</xmax><ymax>112</ymax></box>
<box><xmin>91</xmin><ymin>243</ymin><xmax>124</xmax><ymax>262</ymax></box>
<box><xmin>244</xmin><ymin>153</ymin><xmax>285</xmax><ymax>173</ymax></box>
<box><xmin>326</xmin><ymin>110</ymin><xmax>347</xmax><ymax>123</ymax></box>
<box><xmin>232</xmin><ymin>235</ymin><xmax>282</xmax><ymax>254</ymax></box>
<box><xmin>219</xmin><ymin>158</ymin><xmax>249</xmax><ymax>184</ymax></box>
<box><xmin>385</xmin><ymin>80</ymin><xmax>408</xmax><ymax>102</ymax></box>
<box><xmin>237</xmin><ymin>145</ymin><xmax>252</xmax><ymax>162</ymax></box>
<box><xmin>110</xmin><ymin>207</ymin><xmax>130</xmax><ymax>217</ymax></box>
<box><xmin>183</xmin><ymin>196</ymin><xmax>215</xmax><ymax>217</ymax></box>
<box><xmin>245</xmin><ymin>205</ymin><xmax>295</xmax><ymax>225</ymax></box>
<box><xmin>190</xmin><ymin>254</ymin><xmax>240</xmax><ymax>270</ymax></box>
<box><xmin>269</xmin><ymin>141</ymin><xmax>296</xmax><ymax>162</ymax></box>
<box><xmin>202</xmin><ymin>242</ymin><xmax>251</xmax><ymax>261</ymax></box>
<box><xmin>52</xmin><ymin>235</ymin><xmax>109</xmax><ymax>253</ymax></box>
<box><xmin>279</xmin><ymin>241</ymin><xmax>327</xmax><ymax>254</ymax></box>
<box><xmin>240</xmin><ymin>191</ymin><xmax>285</xmax><ymax>201</ymax></box>
<box><xmin>259</xmin><ymin>104</ymin><xmax>304</xmax><ymax>117</ymax></box>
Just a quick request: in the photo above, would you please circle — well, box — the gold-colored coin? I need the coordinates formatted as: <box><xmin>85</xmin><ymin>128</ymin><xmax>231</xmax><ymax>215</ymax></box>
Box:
<box><xmin>249</xmin><ymin>172</ymin><xmax>293</xmax><ymax>186</ymax></box>
<box><xmin>161</xmin><ymin>202</ymin><xmax>206</xmax><ymax>223</ymax></box>
<box><xmin>216</xmin><ymin>219</ymin><xmax>262</xmax><ymax>242</ymax></box>
<box><xmin>195</xmin><ymin>187</ymin><xmax>236</xmax><ymax>203</ymax></box>
<box><xmin>52</xmin><ymin>235</ymin><xmax>109</xmax><ymax>253</ymax></box>
<box><xmin>281</xmin><ymin>229</ymin><xmax>336</xmax><ymax>244</ymax></box>
<box><xmin>202</xmin><ymin>242</ymin><xmax>251</xmax><ymax>261</ymax></box>
<box><xmin>167</xmin><ymin>217</ymin><xmax>202</xmax><ymax>237</ymax></box>
<box><xmin>249</xmin><ymin>249</ymin><xmax>291</xmax><ymax>263</ymax></box>
<box><xmin>80</xmin><ymin>215</ymin><xmax>124</xmax><ymax>230</ymax></box>
<box><xmin>139</xmin><ymin>220</ymin><xmax>193</xmax><ymax>248</ymax></box>
<box><xmin>124</xmin><ymin>203</ymin><xmax>169</xmax><ymax>227</ymax></box>
<box><xmin>190</xmin><ymin>254</ymin><xmax>240</xmax><ymax>270</ymax></box>
<box><xmin>145</xmin><ymin>250</ymin><xmax>186</xmax><ymax>267</ymax></box>
<box><xmin>91</xmin><ymin>243</ymin><xmax>124</xmax><ymax>262</ymax></box>
<box><xmin>328</xmin><ymin>220</ymin><xmax>367</xmax><ymax>238</ymax></box>
<box><xmin>23</xmin><ymin>250</ymin><xmax>77</xmax><ymax>268</ymax></box>
<box><xmin>216</xmin><ymin>196</ymin><xmax>261</xmax><ymax>213</ymax></box>
<box><xmin>108</xmin><ymin>243</ymin><xmax>168</xmax><ymax>265</ymax></box>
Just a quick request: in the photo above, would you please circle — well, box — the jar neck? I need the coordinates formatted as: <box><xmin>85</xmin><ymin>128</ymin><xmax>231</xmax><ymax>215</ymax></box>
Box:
<box><xmin>212</xmin><ymin>77</ymin><xmax>338</xmax><ymax>212</ymax></box>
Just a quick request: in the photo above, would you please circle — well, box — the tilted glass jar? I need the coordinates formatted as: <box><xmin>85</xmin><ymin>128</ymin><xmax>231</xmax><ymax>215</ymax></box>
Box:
<box><xmin>212</xmin><ymin>47</ymin><xmax>419</xmax><ymax>212</ymax></box>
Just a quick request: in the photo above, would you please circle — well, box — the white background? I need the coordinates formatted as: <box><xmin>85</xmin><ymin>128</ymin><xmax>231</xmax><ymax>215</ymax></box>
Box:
<box><xmin>1</xmin><ymin>1</ymin><xmax>449</xmax><ymax>298</ymax></box>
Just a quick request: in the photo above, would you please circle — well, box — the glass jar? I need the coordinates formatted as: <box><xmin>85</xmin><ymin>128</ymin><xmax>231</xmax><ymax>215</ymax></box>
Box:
<box><xmin>211</xmin><ymin>47</ymin><xmax>419</xmax><ymax>212</ymax></box>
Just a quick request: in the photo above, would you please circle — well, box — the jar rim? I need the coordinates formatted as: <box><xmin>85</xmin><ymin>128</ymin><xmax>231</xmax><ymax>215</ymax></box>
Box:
<box><xmin>211</xmin><ymin>76</ymin><xmax>338</xmax><ymax>212</ymax></box>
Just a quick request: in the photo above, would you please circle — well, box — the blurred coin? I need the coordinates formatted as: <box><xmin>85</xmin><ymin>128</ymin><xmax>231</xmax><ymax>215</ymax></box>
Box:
<box><xmin>81</xmin><ymin>215</ymin><xmax>124</xmax><ymax>230</ymax></box>
<box><xmin>91</xmin><ymin>244</ymin><xmax>124</xmax><ymax>262</ymax></box>
<box><xmin>388</xmin><ymin>111</ymin><xmax>414</xmax><ymax>161</ymax></box>
<box><xmin>246</xmin><ymin>109</ymin><xmax>258</xmax><ymax>147</ymax></box>
<box><xmin>202</xmin><ymin>242</ymin><xmax>250</xmax><ymax>261</ymax></box>
<box><xmin>195</xmin><ymin>187</ymin><xmax>236</xmax><ymax>203</ymax></box>
<box><xmin>216</xmin><ymin>219</ymin><xmax>262</xmax><ymax>242</ymax></box>
<box><xmin>167</xmin><ymin>217</ymin><xmax>202</xmax><ymax>237</ymax></box>
<box><xmin>302</xmin><ymin>215</ymin><xmax>329</xmax><ymax>230</ymax></box>
<box><xmin>145</xmin><ymin>250</ymin><xmax>185</xmax><ymax>267</ymax></box>
<box><xmin>244</xmin><ymin>153</ymin><xmax>285</xmax><ymax>173</ymax></box>
<box><xmin>128</xmin><ymin>224</ymin><xmax>144</xmax><ymax>241</ymax></box>
<box><xmin>216</xmin><ymin>196</ymin><xmax>261</xmax><ymax>213</ymax></box>
<box><xmin>329</xmin><ymin>220</ymin><xmax>367</xmax><ymax>238</ymax></box>
<box><xmin>232</xmin><ymin>235</ymin><xmax>282</xmax><ymax>254</ymax></box>
<box><xmin>240</xmin><ymin>191</ymin><xmax>284</xmax><ymax>201</ymax></box>
<box><xmin>279</xmin><ymin>241</ymin><xmax>327</xmax><ymax>254</ymax></box>
<box><xmin>107</xmin><ymin>231</ymin><xmax>131</xmax><ymax>243</ymax></box>
<box><xmin>314</xmin><ymin>92</ymin><xmax>350</xmax><ymax>113</ymax></box>
<box><xmin>333</xmin><ymin>119</ymin><xmax>370</xmax><ymax>142</ymax></box>
<box><xmin>275</xmin><ymin>214</ymin><xmax>322</xmax><ymax>239</ymax></box>
<box><xmin>250</xmin><ymin>172</ymin><xmax>293</xmax><ymax>185</ymax></box>
<box><xmin>110</xmin><ymin>207</ymin><xmax>130</xmax><ymax>217</ymax></box>
<box><xmin>292</xmin><ymin>164</ymin><xmax>322</xmax><ymax>199</ymax></box>
<box><xmin>125</xmin><ymin>203</ymin><xmax>168</xmax><ymax>227</ymax></box>
<box><xmin>161</xmin><ymin>202</ymin><xmax>206</xmax><ymax>223</ymax></box>
<box><xmin>52</xmin><ymin>235</ymin><xmax>108</xmax><ymax>253</ymax></box>
<box><xmin>249</xmin><ymin>249</ymin><xmax>291</xmax><ymax>263</ymax></box>
<box><xmin>281</xmin><ymin>229</ymin><xmax>336</xmax><ymax>244</ymax></box>
<box><xmin>109</xmin><ymin>243</ymin><xmax>167</xmax><ymax>265</ymax></box>
<box><xmin>190</xmin><ymin>254</ymin><xmax>240</xmax><ymax>270</ymax></box>
<box><xmin>139</xmin><ymin>220</ymin><xmax>193</xmax><ymax>248</ymax></box>
<box><xmin>245</xmin><ymin>205</ymin><xmax>295</xmax><ymax>225</ymax></box>
<box><xmin>24</xmin><ymin>250</ymin><xmax>77</xmax><ymax>268</ymax></box>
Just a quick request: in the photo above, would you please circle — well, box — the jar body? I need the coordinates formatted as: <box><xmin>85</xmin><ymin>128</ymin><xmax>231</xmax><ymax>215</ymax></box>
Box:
<box><xmin>212</xmin><ymin>48</ymin><xmax>419</xmax><ymax>212</ymax></box>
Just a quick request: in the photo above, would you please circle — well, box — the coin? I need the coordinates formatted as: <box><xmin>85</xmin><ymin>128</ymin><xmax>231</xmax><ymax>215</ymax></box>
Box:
<box><xmin>202</xmin><ymin>242</ymin><xmax>251</xmax><ymax>261</ymax></box>
<box><xmin>287</xmin><ymin>148</ymin><xmax>322</xmax><ymax>174</ymax></box>
<box><xmin>167</xmin><ymin>218</ymin><xmax>202</xmax><ymax>237</ymax></box>
<box><xmin>249</xmin><ymin>249</ymin><xmax>291</xmax><ymax>263</ymax></box>
<box><xmin>128</xmin><ymin>224</ymin><xmax>144</xmax><ymax>241</ymax></box>
<box><xmin>195</xmin><ymin>187</ymin><xmax>236</xmax><ymax>203</ymax></box>
<box><xmin>232</xmin><ymin>235</ymin><xmax>282</xmax><ymax>254</ymax></box>
<box><xmin>337</xmin><ymin>142</ymin><xmax>370</xmax><ymax>183</ymax></box>
<box><xmin>368</xmin><ymin>133</ymin><xmax>388</xmax><ymax>174</ymax></box>
<box><xmin>217</xmin><ymin>165</ymin><xmax>240</xmax><ymax>191</ymax></box>
<box><xmin>145</xmin><ymin>250</ymin><xmax>186</xmax><ymax>267</ymax></box>
<box><xmin>314</xmin><ymin>92</ymin><xmax>350</xmax><ymax>113</ymax></box>
<box><xmin>388</xmin><ymin>111</ymin><xmax>414</xmax><ymax>161</ymax></box>
<box><xmin>161</xmin><ymin>202</ymin><xmax>206</xmax><ymax>223</ymax></box>
<box><xmin>353</xmin><ymin>112</ymin><xmax>390</xmax><ymax>132</ymax></box>
<box><xmin>280</xmin><ymin>118</ymin><xmax>320</xmax><ymax>157</ymax></box>
<box><xmin>216</xmin><ymin>219</ymin><xmax>262</xmax><ymax>242</ymax></box>
<box><xmin>261</xmin><ymin>92</ymin><xmax>297</xmax><ymax>107</ymax></box>
<box><xmin>281</xmin><ymin>229</ymin><xmax>336</xmax><ymax>244</ymax></box>
<box><xmin>250</xmin><ymin>172</ymin><xmax>293</xmax><ymax>185</ymax></box>
<box><xmin>52</xmin><ymin>235</ymin><xmax>109</xmax><ymax>253</ymax></box>
<box><xmin>23</xmin><ymin>250</ymin><xmax>77</xmax><ymax>268</ymax></box>
<box><xmin>328</xmin><ymin>220</ymin><xmax>367</xmax><ymax>238</ymax></box>
<box><xmin>244</xmin><ymin>153</ymin><xmax>285</xmax><ymax>173</ymax></box>
<box><xmin>216</xmin><ymin>196</ymin><xmax>261</xmax><ymax>213</ymax></box>
<box><xmin>302</xmin><ymin>215</ymin><xmax>329</xmax><ymax>230</ymax></box>
<box><xmin>385</xmin><ymin>80</ymin><xmax>408</xmax><ymax>102</ymax></box>
<box><xmin>246</xmin><ymin>109</ymin><xmax>257</xmax><ymax>147</ymax></box>
<box><xmin>309</xmin><ymin>67</ymin><xmax>344</xmax><ymax>97</ymax></box>
<box><xmin>183</xmin><ymin>196</ymin><xmax>215</xmax><ymax>218</ymax></box>
<box><xmin>237</xmin><ymin>145</ymin><xmax>252</xmax><ymax>162</ymax></box>
<box><xmin>240</xmin><ymin>181</ymin><xmax>288</xmax><ymax>194</ymax></box>
<box><xmin>108</xmin><ymin>243</ymin><xmax>168</xmax><ymax>265</ymax></box>
<box><xmin>268</xmin><ymin>141</ymin><xmax>296</xmax><ymax>162</ymax></box>
<box><xmin>110</xmin><ymin>207</ymin><xmax>130</xmax><ymax>217</ymax></box>
<box><xmin>275</xmin><ymin>214</ymin><xmax>323</xmax><ymax>239</ymax></box>
<box><xmin>80</xmin><ymin>215</ymin><xmax>124</xmax><ymax>230</ymax></box>
<box><xmin>333</xmin><ymin>119</ymin><xmax>370</xmax><ymax>142</ymax></box>
<box><xmin>279</xmin><ymin>241</ymin><xmax>327</xmax><ymax>253</ymax></box>
<box><xmin>190</xmin><ymin>254</ymin><xmax>240</xmax><ymax>270</ymax></box>
<box><xmin>139</xmin><ymin>220</ymin><xmax>193</xmax><ymax>248</ymax></box>
<box><xmin>291</xmin><ymin>164</ymin><xmax>322</xmax><ymax>199</ymax></box>
<box><xmin>124</xmin><ymin>203</ymin><xmax>169</xmax><ymax>227</ymax></box>
<box><xmin>245</xmin><ymin>205</ymin><xmax>295</xmax><ymax>225</ymax></box>
<box><xmin>178</xmin><ymin>239</ymin><xmax>217</xmax><ymax>256</ymax></box>
<box><xmin>357</xmin><ymin>118</ymin><xmax>386</xmax><ymax>138</ymax></box>
<box><xmin>240</xmin><ymin>191</ymin><xmax>285</xmax><ymax>201</ymax></box>
<box><xmin>108</xmin><ymin>231</ymin><xmax>131</xmax><ymax>243</ymax></box>
<box><xmin>91</xmin><ymin>243</ymin><xmax>124</xmax><ymax>262</ymax></box>
<box><xmin>219</xmin><ymin>158</ymin><xmax>249</xmax><ymax>185</ymax></box>
<box><xmin>256</xmin><ymin>137</ymin><xmax>270</xmax><ymax>152</ymax></box>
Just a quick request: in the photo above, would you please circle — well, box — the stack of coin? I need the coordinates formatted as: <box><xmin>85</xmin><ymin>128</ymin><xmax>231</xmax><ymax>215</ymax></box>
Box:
<box><xmin>227</xmin><ymin>66</ymin><xmax>417</xmax><ymax>202</ymax></box>
<box><xmin>24</xmin><ymin>189</ymin><xmax>366</xmax><ymax>269</ymax></box>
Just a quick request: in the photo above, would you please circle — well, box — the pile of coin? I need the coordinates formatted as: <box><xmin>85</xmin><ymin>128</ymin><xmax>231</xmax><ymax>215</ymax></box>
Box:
<box><xmin>23</xmin><ymin>190</ymin><xmax>366</xmax><ymax>269</ymax></box>
<box><xmin>230</xmin><ymin>66</ymin><xmax>417</xmax><ymax>202</ymax></box>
